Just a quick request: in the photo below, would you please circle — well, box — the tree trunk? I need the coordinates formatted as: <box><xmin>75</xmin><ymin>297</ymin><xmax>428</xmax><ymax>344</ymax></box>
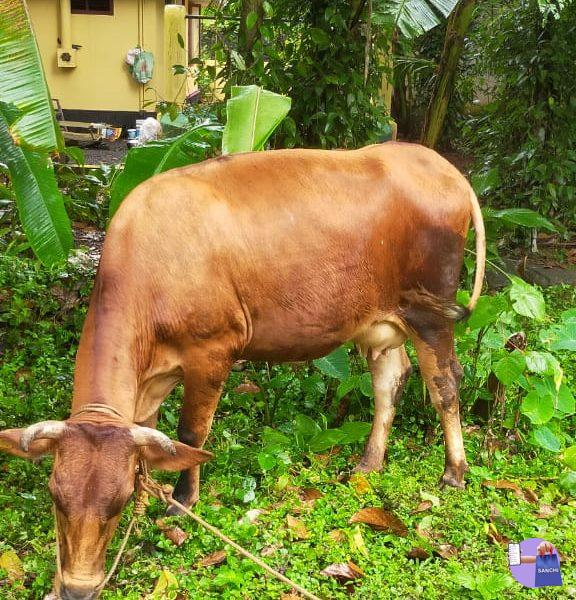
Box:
<box><xmin>420</xmin><ymin>0</ymin><xmax>476</xmax><ymax>149</ymax></box>
<box><xmin>238</xmin><ymin>0</ymin><xmax>265</xmax><ymax>67</ymax></box>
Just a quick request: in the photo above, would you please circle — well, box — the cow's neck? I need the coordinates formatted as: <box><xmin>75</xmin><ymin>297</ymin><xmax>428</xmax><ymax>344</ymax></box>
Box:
<box><xmin>72</xmin><ymin>273</ymin><xmax>185</xmax><ymax>423</ymax></box>
<box><xmin>71</xmin><ymin>301</ymin><xmax>141</xmax><ymax>421</ymax></box>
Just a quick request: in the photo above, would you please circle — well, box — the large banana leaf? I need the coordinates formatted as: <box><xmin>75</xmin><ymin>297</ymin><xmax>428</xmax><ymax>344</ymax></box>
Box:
<box><xmin>109</xmin><ymin>122</ymin><xmax>222</xmax><ymax>216</ymax></box>
<box><xmin>222</xmin><ymin>85</ymin><xmax>291</xmax><ymax>154</ymax></box>
<box><xmin>0</xmin><ymin>102</ymin><xmax>72</xmax><ymax>265</ymax></box>
<box><xmin>0</xmin><ymin>0</ymin><xmax>62</xmax><ymax>151</ymax></box>
<box><xmin>374</xmin><ymin>0</ymin><xmax>459</xmax><ymax>37</ymax></box>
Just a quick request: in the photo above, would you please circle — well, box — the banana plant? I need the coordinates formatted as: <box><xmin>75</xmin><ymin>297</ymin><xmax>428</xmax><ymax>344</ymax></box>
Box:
<box><xmin>0</xmin><ymin>0</ymin><xmax>72</xmax><ymax>266</ymax></box>
<box><xmin>373</xmin><ymin>0</ymin><xmax>460</xmax><ymax>37</ymax></box>
<box><xmin>110</xmin><ymin>85</ymin><xmax>291</xmax><ymax>217</ymax></box>
<box><xmin>222</xmin><ymin>85</ymin><xmax>291</xmax><ymax>154</ymax></box>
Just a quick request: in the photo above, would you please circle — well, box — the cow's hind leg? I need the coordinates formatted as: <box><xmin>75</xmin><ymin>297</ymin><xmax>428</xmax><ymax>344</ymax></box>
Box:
<box><xmin>167</xmin><ymin>351</ymin><xmax>233</xmax><ymax>516</ymax></box>
<box><xmin>411</xmin><ymin>324</ymin><xmax>468</xmax><ymax>488</ymax></box>
<box><xmin>355</xmin><ymin>345</ymin><xmax>412</xmax><ymax>473</ymax></box>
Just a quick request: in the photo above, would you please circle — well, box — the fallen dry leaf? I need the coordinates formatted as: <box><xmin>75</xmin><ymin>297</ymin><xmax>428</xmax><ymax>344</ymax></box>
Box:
<box><xmin>163</xmin><ymin>527</ymin><xmax>188</xmax><ymax>547</ymax></box>
<box><xmin>482</xmin><ymin>480</ymin><xmax>538</xmax><ymax>503</ymax></box>
<box><xmin>0</xmin><ymin>551</ymin><xmax>24</xmax><ymax>582</ymax></box>
<box><xmin>535</xmin><ymin>504</ymin><xmax>557</xmax><ymax>519</ymax></box>
<box><xmin>328</xmin><ymin>529</ymin><xmax>347</xmax><ymax>543</ymax></box>
<box><xmin>435</xmin><ymin>544</ymin><xmax>458</xmax><ymax>560</ymax></box>
<box><xmin>261</xmin><ymin>544</ymin><xmax>282</xmax><ymax>557</ymax></box>
<box><xmin>407</xmin><ymin>547</ymin><xmax>430</xmax><ymax>560</ymax></box>
<box><xmin>320</xmin><ymin>561</ymin><xmax>364</xmax><ymax>583</ymax></box>
<box><xmin>482</xmin><ymin>479</ymin><xmax>521</xmax><ymax>492</ymax></box>
<box><xmin>487</xmin><ymin>520</ymin><xmax>510</xmax><ymax>545</ymax></box>
<box><xmin>411</xmin><ymin>500</ymin><xmax>433</xmax><ymax>515</ymax></box>
<box><xmin>280</xmin><ymin>594</ymin><xmax>302</xmax><ymax>600</ymax></box>
<box><xmin>286</xmin><ymin>515</ymin><xmax>310</xmax><ymax>540</ymax></box>
<box><xmin>196</xmin><ymin>550</ymin><xmax>227</xmax><ymax>568</ymax></box>
<box><xmin>155</xmin><ymin>519</ymin><xmax>188</xmax><ymax>547</ymax></box>
<box><xmin>299</xmin><ymin>488</ymin><xmax>324</xmax><ymax>503</ymax></box>
<box><xmin>487</xmin><ymin>530</ymin><xmax>511</xmax><ymax>546</ymax></box>
<box><xmin>234</xmin><ymin>380</ymin><xmax>261</xmax><ymax>394</ymax></box>
<box><xmin>349</xmin><ymin>473</ymin><xmax>372</xmax><ymax>495</ymax></box>
<box><xmin>150</xmin><ymin>569</ymin><xmax>178</xmax><ymax>597</ymax></box>
<box><xmin>349</xmin><ymin>507</ymin><xmax>408</xmax><ymax>536</ymax></box>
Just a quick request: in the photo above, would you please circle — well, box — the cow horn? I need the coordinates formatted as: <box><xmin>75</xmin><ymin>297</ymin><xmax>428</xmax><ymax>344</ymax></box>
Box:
<box><xmin>20</xmin><ymin>421</ymin><xmax>67</xmax><ymax>452</ymax></box>
<box><xmin>131</xmin><ymin>427</ymin><xmax>177</xmax><ymax>455</ymax></box>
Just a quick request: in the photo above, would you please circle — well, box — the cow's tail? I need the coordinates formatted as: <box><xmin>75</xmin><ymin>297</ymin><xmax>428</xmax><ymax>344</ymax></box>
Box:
<box><xmin>466</xmin><ymin>188</ymin><xmax>486</xmax><ymax>313</ymax></box>
<box><xmin>446</xmin><ymin>187</ymin><xmax>486</xmax><ymax>321</ymax></box>
<box><xmin>400</xmin><ymin>187</ymin><xmax>486</xmax><ymax>323</ymax></box>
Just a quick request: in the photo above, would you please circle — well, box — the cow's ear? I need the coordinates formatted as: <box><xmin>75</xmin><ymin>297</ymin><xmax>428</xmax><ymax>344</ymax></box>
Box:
<box><xmin>0</xmin><ymin>429</ymin><xmax>56</xmax><ymax>460</ymax></box>
<box><xmin>140</xmin><ymin>440</ymin><xmax>212</xmax><ymax>471</ymax></box>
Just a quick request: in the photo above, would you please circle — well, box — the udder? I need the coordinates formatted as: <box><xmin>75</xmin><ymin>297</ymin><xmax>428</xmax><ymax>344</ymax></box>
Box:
<box><xmin>353</xmin><ymin>320</ymin><xmax>408</xmax><ymax>361</ymax></box>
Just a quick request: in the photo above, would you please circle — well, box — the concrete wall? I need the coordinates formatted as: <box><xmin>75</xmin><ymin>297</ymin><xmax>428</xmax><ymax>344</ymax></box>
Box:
<box><xmin>28</xmin><ymin>0</ymin><xmax>203</xmax><ymax>115</ymax></box>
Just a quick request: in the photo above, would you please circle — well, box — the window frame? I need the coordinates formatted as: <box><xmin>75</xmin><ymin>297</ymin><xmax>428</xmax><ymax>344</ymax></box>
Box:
<box><xmin>71</xmin><ymin>0</ymin><xmax>114</xmax><ymax>16</ymax></box>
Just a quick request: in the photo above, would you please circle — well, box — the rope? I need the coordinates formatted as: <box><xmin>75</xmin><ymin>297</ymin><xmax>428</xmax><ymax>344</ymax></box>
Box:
<box><xmin>95</xmin><ymin>517</ymin><xmax>138</xmax><ymax>592</ymax></box>
<box><xmin>53</xmin><ymin>506</ymin><xmax>62</xmax><ymax>584</ymax></box>
<box><xmin>52</xmin><ymin>460</ymin><xmax>322</xmax><ymax>600</ymax></box>
<box><xmin>138</xmin><ymin>461</ymin><xmax>323</xmax><ymax>600</ymax></box>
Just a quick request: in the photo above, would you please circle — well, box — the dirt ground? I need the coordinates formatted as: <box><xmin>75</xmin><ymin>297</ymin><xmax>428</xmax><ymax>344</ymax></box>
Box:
<box><xmin>81</xmin><ymin>140</ymin><xmax>129</xmax><ymax>165</ymax></box>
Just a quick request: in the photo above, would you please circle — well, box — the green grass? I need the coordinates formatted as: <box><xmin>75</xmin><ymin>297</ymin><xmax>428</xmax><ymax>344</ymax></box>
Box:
<box><xmin>1</xmin><ymin>424</ymin><xmax>574</xmax><ymax>598</ymax></box>
<box><xmin>0</xmin><ymin>254</ymin><xmax>574</xmax><ymax>599</ymax></box>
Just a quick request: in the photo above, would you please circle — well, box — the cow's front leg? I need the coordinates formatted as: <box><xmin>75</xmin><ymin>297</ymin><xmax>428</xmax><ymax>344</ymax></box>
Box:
<box><xmin>413</xmin><ymin>329</ymin><xmax>468</xmax><ymax>489</ymax></box>
<box><xmin>167</xmin><ymin>353</ymin><xmax>232</xmax><ymax>516</ymax></box>
<box><xmin>355</xmin><ymin>345</ymin><xmax>412</xmax><ymax>473</ymax></box>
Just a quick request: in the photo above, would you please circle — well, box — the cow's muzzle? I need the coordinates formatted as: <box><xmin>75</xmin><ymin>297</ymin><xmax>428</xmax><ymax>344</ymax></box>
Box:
<box><xmin>59</xmin><ymin>583</ymin><xmax>100</xmax><ymax>600</ymax></box>
<box><xmin>59</xmin><ymin>584</ymin><xmax>100</xmax><ymax>600</ymax></box>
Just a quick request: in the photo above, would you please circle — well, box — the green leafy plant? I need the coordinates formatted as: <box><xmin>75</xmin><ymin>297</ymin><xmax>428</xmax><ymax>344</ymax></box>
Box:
<box><xmin>462</xmin><ymin>0</ymin><xmax>576</xmax><ymax>226</ymax></box>
<box><xmin>222</xmin><ymin>85</ymin><xmax>291</xmax><ymax>154</ymax></box>
<box><xmin>0</xmin><ymin>1</ymin><xmax>72</xmax><ymax>266</ymax></box>
<box><xmin>373</xmin><ymin>0</ymin><xmax>460</xmax><ymax>38</ymax></box>
<box><xmin>453</xmin><ymin>570</ymin><xmax>514</xmax><ymax>599</ymax></box>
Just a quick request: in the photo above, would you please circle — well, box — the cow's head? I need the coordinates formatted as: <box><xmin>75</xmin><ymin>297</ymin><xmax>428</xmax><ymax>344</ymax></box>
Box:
<box><xmin>0</xmin><ymin>420</ymin><xmax>211</xmax><ymax>599</ymax></box>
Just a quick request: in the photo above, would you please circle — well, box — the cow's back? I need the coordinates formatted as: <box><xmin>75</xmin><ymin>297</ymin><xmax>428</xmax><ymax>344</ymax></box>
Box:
<box><xmin>103</xmin><ymin>143</ymin><xmax>472</xmax><ymax>360</ymax></box>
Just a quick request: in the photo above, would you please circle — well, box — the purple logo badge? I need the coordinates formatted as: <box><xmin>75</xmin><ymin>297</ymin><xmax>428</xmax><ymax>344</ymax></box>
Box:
<box><xmin>508</xmin><ymin>538</ymin><xmax>563</xmax><ymax>588</ymax></box>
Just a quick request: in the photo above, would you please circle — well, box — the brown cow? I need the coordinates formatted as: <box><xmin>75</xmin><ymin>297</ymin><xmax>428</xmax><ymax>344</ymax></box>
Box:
<box><xmin>0</xmin><ymin>142</ymin><xmax>485</xmax><ymax>599</ymax></box>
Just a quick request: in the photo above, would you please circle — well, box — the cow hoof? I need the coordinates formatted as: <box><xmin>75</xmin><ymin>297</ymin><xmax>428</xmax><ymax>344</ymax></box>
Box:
<box><xmin>439</xmin><ymin>465</ymin><xmax>468</xmax><ymax>489</ymax></box>
<box><xmin>439</xmin><ymin>475</ymin><xmax>466</xmax><ymax>490</ymax></box>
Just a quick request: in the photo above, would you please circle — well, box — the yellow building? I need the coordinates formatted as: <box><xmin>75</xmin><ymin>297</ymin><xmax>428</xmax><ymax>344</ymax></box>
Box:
<box><xmin>27</xmin><ymin>0</ymin><xmax>206</xmax><ymax>129</ymax></box>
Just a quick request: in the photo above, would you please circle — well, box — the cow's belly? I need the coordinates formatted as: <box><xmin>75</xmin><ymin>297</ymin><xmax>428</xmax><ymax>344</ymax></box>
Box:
<box><xmin>242</xmin><ymin>313</ymin><xmax>352</xmax><ymax>361</ymax></box>
<box><xmin>241</xmin><ymin>304</ymin><xmax>407</xmax><ymax>363</ymax></box>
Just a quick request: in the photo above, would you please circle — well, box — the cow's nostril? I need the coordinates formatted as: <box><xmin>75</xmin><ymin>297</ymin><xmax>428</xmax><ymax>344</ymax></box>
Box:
<box><xmin>60</xmin><ymin>585</ymin><xmax>98</xmax><ymax>600</ymax></box>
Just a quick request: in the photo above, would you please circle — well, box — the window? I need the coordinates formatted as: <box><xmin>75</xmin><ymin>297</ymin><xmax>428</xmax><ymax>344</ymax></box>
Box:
<box><xmin>71</xmin><ymin>0</ymin><xmax>114</xmax><ymax>15</ymax></box>
<box><xmin>188</xmin><ymin>3</ymin><xmax>202</xmax><ymax>62</ymax></box>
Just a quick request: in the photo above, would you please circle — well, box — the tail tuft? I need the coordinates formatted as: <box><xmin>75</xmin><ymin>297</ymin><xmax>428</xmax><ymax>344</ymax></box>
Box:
<box><xmin>401</xmin><ymin>287</ymin><xmax>470</xmax><ymax>322</ymax></box>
